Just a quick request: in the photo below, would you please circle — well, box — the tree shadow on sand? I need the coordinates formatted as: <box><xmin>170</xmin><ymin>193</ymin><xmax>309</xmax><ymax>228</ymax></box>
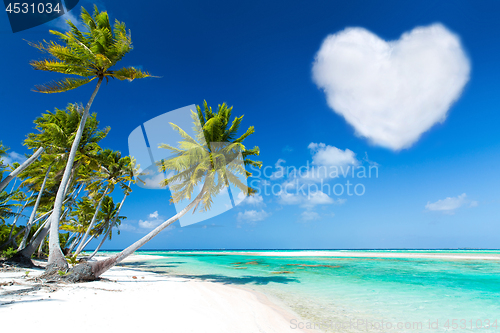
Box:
<box><xmin>171</xmin><ymin>273</ymin><xmax>299</xmax><ymax>285</ymax></box>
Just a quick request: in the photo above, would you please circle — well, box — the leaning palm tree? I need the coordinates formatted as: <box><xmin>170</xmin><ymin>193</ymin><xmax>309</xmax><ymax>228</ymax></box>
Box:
<box><xmin>0</xmin><ymin>147</ymin><xmax>45</xmax><ymax>193</ymax></box>
<box><xmin>64</xmin><ymin>101</ymin><xmax>261</xmax><ymax>281</ymax></box>
<box><xmin>74</xmin><ymin>151</ymin><xmax>131</xmax><ymax>256</ymax></box>
<box><xmin>12</xmin><ymin>105</ymin><xmax>108</xmax><ymax>259</ymax></box>
<box><xmin>29</xmin><ymin>5</ymin><xmax>153</xmax><ymax>272</ymax></box>
<box><xmin>0</xmin><ymin>191</ymin><xmax>21</xmax><ymax>224</ymax></box>
<box><xmin>87</xmin><ymin>195</ymin><xmax>126</xmax><ymax>259</ymax></box>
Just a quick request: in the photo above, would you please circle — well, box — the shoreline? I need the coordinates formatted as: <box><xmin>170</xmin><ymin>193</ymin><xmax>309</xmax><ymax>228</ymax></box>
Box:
<box><xmin>0</xmin><ymin>254</ymin><xmax>316</xmax><ymax>333</ymax></box>
<box><xmin>103</xmin><ymin>250</ymin><xmax>500</xmax><ymax>261</ymax></box>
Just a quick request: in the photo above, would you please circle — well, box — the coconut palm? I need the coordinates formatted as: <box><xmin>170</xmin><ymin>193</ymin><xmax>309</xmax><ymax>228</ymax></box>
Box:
<box><xmin>74</xmin><ymin>151</ymin><xmax>131</xmax><ymax>256</ymax></box>
<box><xmin>14</xmin><ymin>106</ymin><xmax>108</xmax><ymax>261</ymax></box>
<box><xmin>88</xmin><ymin>159</ymin><xmax>135</xmax><ymax>260</ymax></box>
<box><xmin>0</xmin><ymin>148</ymin><xmax>45</xmax><ymax>193</ymax></box>
<box><xmin>0</xmin><ymin>191</ymin><xmax>20</xmax><ymax>224</ymax></box>
<box><xmin>0</xmin><ymin>142</ymin><xmax>7</xmax><ymax>169</ymax></box>
<box><xmin>88</xmin><ymin>195</ymin><xmax>127</xmax><ymax>260</ymax></box>
<box><xmin>29</xmin><ymin>5</ymin><xmax>153</xmax><ymax>272</ymax></box>
<box><xmin>64</xmin><ymin>101</ymin><xmax>261</xmax><ymax>281</ymax></box>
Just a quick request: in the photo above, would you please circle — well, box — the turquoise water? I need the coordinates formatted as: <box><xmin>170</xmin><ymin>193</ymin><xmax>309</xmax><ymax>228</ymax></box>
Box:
<box><xmin>117</xmin><ymin>250</ymin><xmax>500</xmax><ymax>332</ymax></box>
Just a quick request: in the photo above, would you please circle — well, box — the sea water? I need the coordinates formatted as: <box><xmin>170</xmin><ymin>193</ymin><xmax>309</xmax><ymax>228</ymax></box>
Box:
<box><xmin>118</xmin><ymin>250</ymin><xmax>500</xmax><ymax>332</ymax></box>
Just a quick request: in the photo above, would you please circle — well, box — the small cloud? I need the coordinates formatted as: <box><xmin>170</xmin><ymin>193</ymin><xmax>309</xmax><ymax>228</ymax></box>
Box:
<box><xmin>301</xmin><ymin>211</ymin><xmax>320</xmax><ymax>221</ymax></box>
<box><xmin>308</xmin><ymin>143</ymin><xmax>358</xmax><ymax>167</ymax></box>
<box><xmin>278</xmin><ymin>192</ymin><xmax>303</xmax><ymax>205</ymax></box>
<box><xmin>237</xmin><ymin>192</ymin><xmax>265</xmax><ymax>206</ymax></box>
<box><xmin>237</xmin><ymin>210</ymin><xmax>270</xmax><ymax>223</ymax></box>
<box><xmin>141</xmin><ymin>173</ymin><xmax>166</xmax><ymax>189</ymax></box>
<box><xmin>425</xmin><ymin>193</ymin><xmax>477</xmax><ymax>214</ymax></box>
<box><xmin>2</xmin><ymin>151</ymin><xmax>26</xmax><ymax>166</ymax></box>
<box><xmin>278</xmin><ymin>190</ymin><xmax>345</xmax><ymax>209</ymax></box>
<box><xmin>138</xmin><ymin>211</ymin><xmax>167</xmax><ymax>229</ymax></box>
<box><xmin>119</xmin><ymin>223</ymin><xmax>137</xmax><ymax>232</ymax></box>
<box><xmin>282</xmin><ymin>145</ymin><xmax>294</xmax><ymax>153</ymax></box>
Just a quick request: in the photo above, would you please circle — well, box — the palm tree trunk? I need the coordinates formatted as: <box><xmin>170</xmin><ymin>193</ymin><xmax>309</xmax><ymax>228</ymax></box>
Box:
<box><xmin>0</xmin><ymin>192</ymin><xmax>34</xmax><ymax>250</ymax></box>
<box><xmin>78</xmin><ymin>235</ymin><xmax>95</xmax><ymax>255</ymax></box>
<box><xmin>74</xmin><ymin>185</ymin><xmax>109</xmax><ymax>256</ymax></box>
<box><xmin>20</xmin><ymin>180</ymin><xmax>78</xmax><ymax>259</ymax></box>
<box><xmin>47</xmin><ymin>78</ymin><xmax>103</xmax><ymax>271</ymax></box>
<box><xmin>18</xmin><ymin>165</ymin><xmax>52</xmax><ymax>250</ymax></box>
<box><xmin>9</xmin><ymin>178</ymin><xmax>17</xmax><ymax>194</ymax></box>
<box><xmin>88</xmin><ymin>181</ymin><xmax>131</xmax><ymax>260</ymax></box>
<box><xmin>0</xmin><ymin>147</ymin><xmax>44</xmax><ymax>192</ymax></box>
<box><xmin>17</xmin><ymin>215</ymin><xmax>50</xmax><ymax>258</ymax></box>
<box><xmin>68</xmin><ymin>234</ymin><xmax>82</xmax><ymax>253</ymax></box>
<box><xmin>87</xmin><ymin>183</ymin><xmax>207</xmax><ymax>279</ymax></box>
<box><xmin>37</xmin><ymin>235</ymin><xmax>46</xmax><ymax>257</ymax></box>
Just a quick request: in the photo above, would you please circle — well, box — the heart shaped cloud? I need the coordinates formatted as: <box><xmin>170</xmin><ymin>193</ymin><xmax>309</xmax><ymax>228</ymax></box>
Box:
<box><xmin>312</xmin><ymin>24</ymin><xmax>470</xmax><ymax>151</ymax></box>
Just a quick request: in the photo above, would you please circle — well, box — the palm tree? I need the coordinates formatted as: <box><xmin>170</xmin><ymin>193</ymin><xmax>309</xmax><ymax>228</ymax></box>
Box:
<box><xmin>14</xmin><ymin>106</ymin><xmax>108</xmax><ymax>261</ymax></box>
<box><xmin>29</xmin><ymin>5</ymin><xmax>153</xmax><ymax>272</ymax></box>
<box><xmin>0</xmin><ymin>142</ymin><xmax>7</xmax><ymax>170</ymax></box>
<box><xmin>88</xmin><ymin>194</ymin><xmax>127</xmax><ymax>260</ymax></box>
<box><xmin>74</xmin><ymin>151</ymin><xmax>131</xmax><ymax>256</ymax></box>
<box><xmin>0</xmin><ymin>148</ymin><xmax>45</xmax><ymax>193</ymax></box>
<box><xmin>0</xmin><ymin>191</ymin><xmax>20</xmax><ymax>224</ymax></box>
<box><xmin>65</xmin><ymin>101</ymin><xmax>261</xmax><ymax>281</ymax></box>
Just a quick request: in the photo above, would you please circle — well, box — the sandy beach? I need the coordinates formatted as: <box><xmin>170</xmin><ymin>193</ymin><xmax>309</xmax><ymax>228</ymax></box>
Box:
<box><xmin>0</xmin><ymin>255</ymin><xmax>312</xmax><ymax>333</ymax></box>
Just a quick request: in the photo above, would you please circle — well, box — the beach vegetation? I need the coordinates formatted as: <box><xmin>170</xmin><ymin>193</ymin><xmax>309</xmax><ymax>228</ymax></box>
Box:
<box><xmin>63</xmin><ymin>101</ymin><xmax>261</xmax><ymax>281</ymax></box>
<box><xmin>25</xmin><ymin>5</ymin><xmax>153</xmax><ymax>275</ymax></box>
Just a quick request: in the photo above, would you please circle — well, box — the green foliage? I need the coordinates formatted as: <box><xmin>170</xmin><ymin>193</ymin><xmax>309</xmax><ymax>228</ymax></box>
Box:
<box><xmin>65</xmin><ymin>255</ymin><xmax>79</xmax><ymax>266</ymax></box>
<box><xmin>0</xmin><ymin>247</ymin><xmax>17</xmax><ymax>259</ymax></box>
<box><xmin>28</xmin><ymin>5</ymin><xmax>153</xmax><ymax>93</ymax></box>
<box><xmin>0</xmin><ymin>191</ymin><xmax>21</xmax><ymax>223</ymax></box>
<box><xmin>0</xmin><ymin>141</ymin><xmax>7</xmax><ymax>169</ymax></box>
<box><xmin>158</xmin><ymin>101</ymin><xmax>262</xmax><ymax>212</ymax></box>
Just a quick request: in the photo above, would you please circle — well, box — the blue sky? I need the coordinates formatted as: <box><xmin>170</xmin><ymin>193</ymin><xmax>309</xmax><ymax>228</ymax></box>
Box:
<box><xmin>1</xmin><ymin>0</ymin><xmax>499</xmax><ymax>249</ymax></box>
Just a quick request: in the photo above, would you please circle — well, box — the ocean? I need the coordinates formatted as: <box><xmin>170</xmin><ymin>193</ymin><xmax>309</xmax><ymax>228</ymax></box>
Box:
<box><xmin>116</xmin><ymin>250</ymin><xmax>500</xmax><ymax>332</ymax></box>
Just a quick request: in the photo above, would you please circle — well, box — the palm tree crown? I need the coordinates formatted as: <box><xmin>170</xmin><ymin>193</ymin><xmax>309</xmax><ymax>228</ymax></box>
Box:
<box><xmin>159</xmin><ymin>101</ymin><xmax>262</xmax><ymax>211</ymax></box>
<box><xmin>28</xmin><ymin>5</ymin><xmax>153</xmax><ymax>93</ymax></box>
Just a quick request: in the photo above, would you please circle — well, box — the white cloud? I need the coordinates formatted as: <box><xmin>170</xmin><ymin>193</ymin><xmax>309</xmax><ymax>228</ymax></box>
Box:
<box><xmin>282</xmin><ymin>144</ymin><xmax>360</xmax><ymax>184</ymax></box>
<box><xmin>278</xmin><ymin>190</ymin><xmax>345</xmax><ymax>209</ymax></box>
<box><xmin>301</xmin><ymin>211</ymin><xmax>320</xmax><ymax>221</ymax></box>
<box><xmin>312</xmin><ymin>24</ymin><xmax>470</xmax><ymax>150</ymax></box>
<box><xmin>278</xmin><ymin>192</ymin><xmax>303</xmax><ymax>205</ymax></box>
<box><xmin>425</xmin><ymin>193</ymin><xmax>477</xmax><ymax>214</ymax></box>
<box><xmin>237</xmin><ymin>210</ymin><xmax>270</xmax><ymax>223</ymax></box>
<box><xmin>138</xmin><ymin>211</ymin><xmax>166</xmax><ymax>229</ymax></box>
<box><xmin>237</xmin><ymin>192</ymin><xmax>265</xmax><ymax>206</ymax></box>
<box><xmin>119</xmin><ymin>223</ymin><xmax>137</xmax><ymax>232</ymax></box>
<box><xmin>308</xmin><ymin>143</ymin><xmax>358</xmax><ymax>167</ymax></box>
<box><xmin>307</xmin><ymin>191</ymin><xmax>335</xmax><ymax>205</ymax></box>
<box><xmin>141</xmin><ymin>173</ymin><xmax>166</xmax><ymax>189</ymax></box>
<box><xmin>2</xmin><ymin>151</ymin><xmax>26</xmax><ymax>166</ymax></box>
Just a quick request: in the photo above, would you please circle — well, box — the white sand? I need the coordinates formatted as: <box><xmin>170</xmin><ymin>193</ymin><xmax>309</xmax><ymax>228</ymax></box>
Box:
<box><xmin>0</xmin><ymin>256</ymin><xmax>312</xmax><ymax>333</ymax></box>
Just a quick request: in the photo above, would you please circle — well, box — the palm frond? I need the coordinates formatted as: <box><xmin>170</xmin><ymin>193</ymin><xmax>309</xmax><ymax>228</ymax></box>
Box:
<box><xmin>111</xmin><ymin>67</ymin><xmax>154</xmax><ymax>81</ymax></box>
<box><xmin>33</xmin><ymin>77</ymin><xmax>95</xmax><ymax>93</ymax></box>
